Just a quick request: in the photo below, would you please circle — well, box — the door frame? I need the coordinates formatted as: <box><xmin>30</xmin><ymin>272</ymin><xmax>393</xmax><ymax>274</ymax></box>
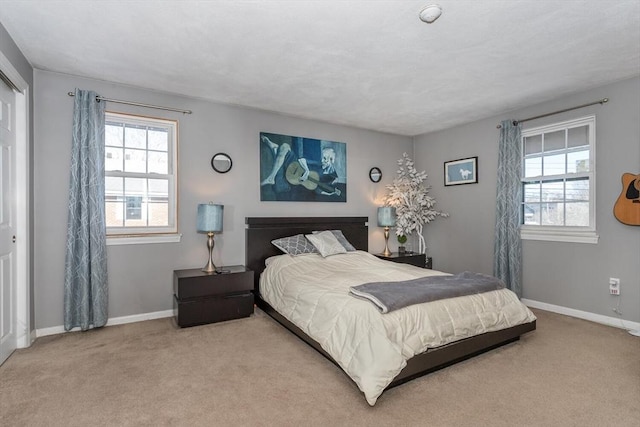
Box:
<box><xmin>0</xmin><ymin>51</ymin><xmax>31</xmax><ymax>348</ymax></box>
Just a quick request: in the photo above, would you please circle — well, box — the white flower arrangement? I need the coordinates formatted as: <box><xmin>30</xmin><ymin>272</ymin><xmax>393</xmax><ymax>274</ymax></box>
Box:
<box><xmin>383</xmin><ymin>153</ymin><xmax>447</xmax><ymax>254</ymax></box>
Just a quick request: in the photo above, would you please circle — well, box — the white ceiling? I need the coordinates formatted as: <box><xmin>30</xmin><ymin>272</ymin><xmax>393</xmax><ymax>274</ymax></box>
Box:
<box><xmin>1</xmin><ymin>0</ymin><xmax>639</xmax><ymax>136</ymax></box>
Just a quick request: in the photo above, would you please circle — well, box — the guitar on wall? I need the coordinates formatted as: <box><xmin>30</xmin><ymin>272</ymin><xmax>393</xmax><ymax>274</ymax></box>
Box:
<box><xmin>613</xmin><ymin>173</ymin><xmax>640</xmax><ymax>226</ymax></box>
<box><xmin>285</xmin><ymin>162</ymin><xmax>341</xmax><ymax>196</ymax></box>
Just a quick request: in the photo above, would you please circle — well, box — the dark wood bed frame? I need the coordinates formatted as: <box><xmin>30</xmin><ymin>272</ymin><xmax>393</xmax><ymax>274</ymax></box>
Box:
<box><xmin>245</xmin><ymin>216</ymin><xmax>536</xmax><ymax>394</ymax></box>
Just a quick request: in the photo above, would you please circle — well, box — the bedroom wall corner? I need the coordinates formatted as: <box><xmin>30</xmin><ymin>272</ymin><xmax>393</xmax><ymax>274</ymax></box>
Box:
<box><xmin>32</xmin><ymin>70</ymin><xmax>413</xmax><ymax>329</ymax></box>
<box><xmin>412</xmin><ymin>76</ymin><xmax>640</xmax><ymax>324</ymax></box>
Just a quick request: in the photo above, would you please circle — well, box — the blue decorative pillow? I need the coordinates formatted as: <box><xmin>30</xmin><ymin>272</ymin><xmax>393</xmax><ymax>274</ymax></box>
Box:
<box><xmin>312</xmin><ymin>229</ymin><xmax>356</xmax><ymax>251</ymax></box>
<box><xmin>271</xmin><ymin>234</ymin><xmax>319</xmax><ymax>256</ymax></box>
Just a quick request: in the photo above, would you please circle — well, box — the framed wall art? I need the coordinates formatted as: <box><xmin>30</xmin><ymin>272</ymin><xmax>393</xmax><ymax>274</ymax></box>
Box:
<box><xmin>260</xmin><ymin>132</ymin><xmax>347</xmax><ymax>202</ymax></box>
<box><xmin>444</xmin><ymin>156</ymin><xmax>478</xmax><ymax>186</ymax></box>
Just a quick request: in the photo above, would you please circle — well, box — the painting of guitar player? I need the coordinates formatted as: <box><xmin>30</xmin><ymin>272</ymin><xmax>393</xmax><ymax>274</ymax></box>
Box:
<box><xmin>260</xmin><ymin>132</ymin><xmax>347</xmax><ymax>202</ymax></box>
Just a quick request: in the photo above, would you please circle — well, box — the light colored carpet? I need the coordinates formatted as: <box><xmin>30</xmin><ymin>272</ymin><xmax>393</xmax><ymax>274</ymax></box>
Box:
<box><xmin>1</xmin><ymin>308</ymin><xmax>638</xmax><ymax>426</ymax></box>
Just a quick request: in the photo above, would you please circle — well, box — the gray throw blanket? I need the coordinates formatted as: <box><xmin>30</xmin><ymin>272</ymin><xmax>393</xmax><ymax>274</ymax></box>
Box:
<box><xmin>349</xmin><ymin>271</ymin><xmax>506</xmax><ymax>313</ymax></box>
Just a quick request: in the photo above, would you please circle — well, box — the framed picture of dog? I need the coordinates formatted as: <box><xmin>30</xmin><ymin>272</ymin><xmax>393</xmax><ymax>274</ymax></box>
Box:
<box><xmin>444</xmin><ymin>156</ymin><xmax>478</xmax><ymax>186</ymax></box>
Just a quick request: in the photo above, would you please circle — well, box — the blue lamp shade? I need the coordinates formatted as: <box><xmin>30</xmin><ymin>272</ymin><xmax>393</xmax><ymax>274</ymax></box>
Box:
<box><xmin>197</xmin><ymin>203</ymin><xmax>224</xmax><ymax>232</ymax></box>
<box><xmin>377</xmin><ymin>207</ymin><xmax>396</xmax><ymax>227</ymax></box>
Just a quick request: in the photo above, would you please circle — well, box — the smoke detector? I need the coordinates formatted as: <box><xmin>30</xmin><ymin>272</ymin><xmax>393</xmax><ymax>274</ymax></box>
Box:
<box><xmin>419</xmin><ymin>4</ymin><xmax>442</xmax><ymax>23</ymax></box>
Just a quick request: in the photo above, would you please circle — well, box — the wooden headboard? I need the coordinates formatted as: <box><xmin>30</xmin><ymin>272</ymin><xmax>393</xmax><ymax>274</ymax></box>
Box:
<box><xmin>245</xmin><ymin>216</ymin><xmax>369</xmax><ymax>295</ymax></box>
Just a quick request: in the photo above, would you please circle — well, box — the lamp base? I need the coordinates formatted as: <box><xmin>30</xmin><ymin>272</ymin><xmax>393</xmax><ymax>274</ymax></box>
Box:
<box><xmin>201</xmin><ymin>263</ymin><xmax>218</xmax><ymax>274</ymax></box>
<box><xmin>382</xmin><ymin>226</ymin><xmax>392</xmax><ymax>256</ymax></box>
<box><xmin>202</xmin><ymin>232</ymin><xmax>218</xmax><ymax>274</ymax></box>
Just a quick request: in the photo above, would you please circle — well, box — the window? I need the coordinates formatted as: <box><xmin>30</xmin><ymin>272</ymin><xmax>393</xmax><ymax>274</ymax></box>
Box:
<box><xmin>520</xmin><ymin>116</ymin><xmax>598</xmax><ymax>243</ymax></box>
<box><xmin>104</xmin><ymin>112</ymin><xmax>178</xmax><ymax>242</ymax></box>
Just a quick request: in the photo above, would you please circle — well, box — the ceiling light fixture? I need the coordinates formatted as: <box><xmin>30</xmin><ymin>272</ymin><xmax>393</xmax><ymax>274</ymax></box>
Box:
<box><xmin>419</xmin><ymin>4</ymin><xmax>442</xmax><ymax>23</ymax></box>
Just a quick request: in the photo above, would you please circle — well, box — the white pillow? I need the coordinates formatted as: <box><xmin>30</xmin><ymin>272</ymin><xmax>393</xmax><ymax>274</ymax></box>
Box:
<box><xmin>306</xmin><ymin>230</ymin><xmax>347</xmax><ymax>257</ymax></box>
<box><xmin>312</xmin><ymin>229</ymin><xmax>356</xmax><ymax>251</ymax></box>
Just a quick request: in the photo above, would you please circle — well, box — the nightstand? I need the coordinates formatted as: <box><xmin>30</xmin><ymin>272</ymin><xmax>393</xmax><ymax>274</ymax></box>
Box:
<box><xmin>173</xmin><ymin>265</ymin><xmax>254</xmax><ymax>328</ymax></box>
<box><xmin>374</xmin><ymin>252</ymin><xmax>432</xmax><ymax>269</ymax></box>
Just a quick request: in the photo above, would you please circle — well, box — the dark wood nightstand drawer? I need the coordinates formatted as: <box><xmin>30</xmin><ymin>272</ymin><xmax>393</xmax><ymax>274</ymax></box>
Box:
<box><xmin>373</xmin><ymin>252</ymin><xmax>431</xmax><ymax>269</ymax></box>
<box><xmin>174</xmin><ymin>293</ymin><xmax>254</xmax><ymax>328</ymax></box>
<box><xmin>173</xmin><ymin>265</ymin><xmax>255</xmax><ymax>328</ymax></box>
<box><xmin>174</xmin><ymin>266</ymin><xmax>253</xmax><ymax>299</ymax></box>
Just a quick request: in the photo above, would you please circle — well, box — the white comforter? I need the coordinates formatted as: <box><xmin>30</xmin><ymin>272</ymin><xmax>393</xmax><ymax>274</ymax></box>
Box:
<box><xmin>260</xmin><ymin>251</ymin><xmax>536</xmax><ymax>405</ymax></box>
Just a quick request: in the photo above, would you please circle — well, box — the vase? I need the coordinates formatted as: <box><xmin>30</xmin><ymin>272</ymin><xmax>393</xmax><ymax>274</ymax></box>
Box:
<box><xmin>405</xmin><ymin>236</ymin><xmax>414</xmax><ymax>254</ymax></box>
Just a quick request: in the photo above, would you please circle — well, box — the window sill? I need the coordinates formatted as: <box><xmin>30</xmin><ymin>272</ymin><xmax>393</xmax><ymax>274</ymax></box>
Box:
<box><xmin>107</xmin><ymin>234</ymin><xmax>182</xmax><ymax>246</ymax></box>
<box><xmin>520</xmin><ymin>228</ymin><xmax>598</xmax><ymax>244</ymax></box>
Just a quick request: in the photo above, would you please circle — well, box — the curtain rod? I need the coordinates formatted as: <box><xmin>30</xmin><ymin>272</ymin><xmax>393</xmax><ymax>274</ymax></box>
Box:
<box><xmin>496</xmin><ymin>98</ymin><xmax>608</xmax><ymax>129</ymax></box>
<box><xmin>67</xmin><ymin>91</ymin><xmax>192</xmax><ymax>115</ymax></box>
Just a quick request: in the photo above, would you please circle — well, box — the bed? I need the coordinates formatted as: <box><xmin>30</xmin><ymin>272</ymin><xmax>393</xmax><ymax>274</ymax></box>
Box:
<box><xmin>245</xmin><ymin>216</ymin><xmax>536</xmax><ymax>405</ymax></box>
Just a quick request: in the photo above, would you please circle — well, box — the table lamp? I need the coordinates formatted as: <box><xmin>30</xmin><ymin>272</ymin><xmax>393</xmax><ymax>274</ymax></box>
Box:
<box><xmin>197</xmin><ymin>202</ymin><xmax>224</xmax><ymax>273</ymax></box>
<box><xmin>377</xmin><ymin>206</ymin><xmax>396</xmax><ymax>256</ymax></box>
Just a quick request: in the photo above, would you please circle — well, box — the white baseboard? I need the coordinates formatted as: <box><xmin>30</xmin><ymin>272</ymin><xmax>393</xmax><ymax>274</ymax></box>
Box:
<box><xmin>522</xmin><ymin>298</ymin><xmax>640</xmax><ymax>332</ymax></box>
<box><xmin>34</xmin><ymin>302</ymin><xmax>640</xmax><ymax>338</ymax></box>
<box><xmin>35</xmin><ymin>309</ymin><xmax>174</xmax><ymax>338</ymax></box>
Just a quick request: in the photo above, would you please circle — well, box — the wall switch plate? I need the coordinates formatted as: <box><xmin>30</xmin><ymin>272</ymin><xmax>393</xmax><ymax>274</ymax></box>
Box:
<box><xmin>609</xmin><ymin>278</ymin><xmax>620</xmax><ymax>295</ymax></box>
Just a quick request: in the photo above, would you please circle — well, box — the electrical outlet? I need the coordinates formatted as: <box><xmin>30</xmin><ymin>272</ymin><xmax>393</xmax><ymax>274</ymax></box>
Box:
<box><xmin>609</xmin><ymin>278</ymin><xmax>620</xmax><ymax>295</ymax></box>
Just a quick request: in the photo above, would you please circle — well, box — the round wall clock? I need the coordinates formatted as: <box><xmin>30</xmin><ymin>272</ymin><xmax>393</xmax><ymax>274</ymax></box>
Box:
<box><xmin>211</xmin><ymin>153</ymin><xmax>232</xmax><ymax>173</ymax></box>
<box><xmin>369</xmin><ymin>167</ymin><xmax>382</xmax><ymax>183</ymax></box>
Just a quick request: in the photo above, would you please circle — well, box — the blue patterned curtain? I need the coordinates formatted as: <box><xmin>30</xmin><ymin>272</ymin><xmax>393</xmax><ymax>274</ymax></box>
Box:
<box><xmin>64</xmin><ymin>89</ymin><xmax>108</xmax><ymax>331</ymax></box>
<box><xmin>493</xmin><ymin>120</ymin><xmax>522</xmax><ymax>297</ymax></box>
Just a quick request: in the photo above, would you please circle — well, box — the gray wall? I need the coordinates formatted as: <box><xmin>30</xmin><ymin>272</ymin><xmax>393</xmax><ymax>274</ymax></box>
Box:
<box><xmin>413</xmin><ymin>76</ymin><xmax>640</xmax><ymax>323</ymax></box>
<box><xmin>0</xmin><ymin>22</ymin><xmax>32</xmax><ymax>82</ymax></box>
<box><xmin>0</xmin><ymin>22</ymin><xmax>35</xmax><ymax>329</ymax></box>
<box><xmin>33</xmin><ymin>70</ymin><xmax>412</xmax><ymax>329</ymax></box>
